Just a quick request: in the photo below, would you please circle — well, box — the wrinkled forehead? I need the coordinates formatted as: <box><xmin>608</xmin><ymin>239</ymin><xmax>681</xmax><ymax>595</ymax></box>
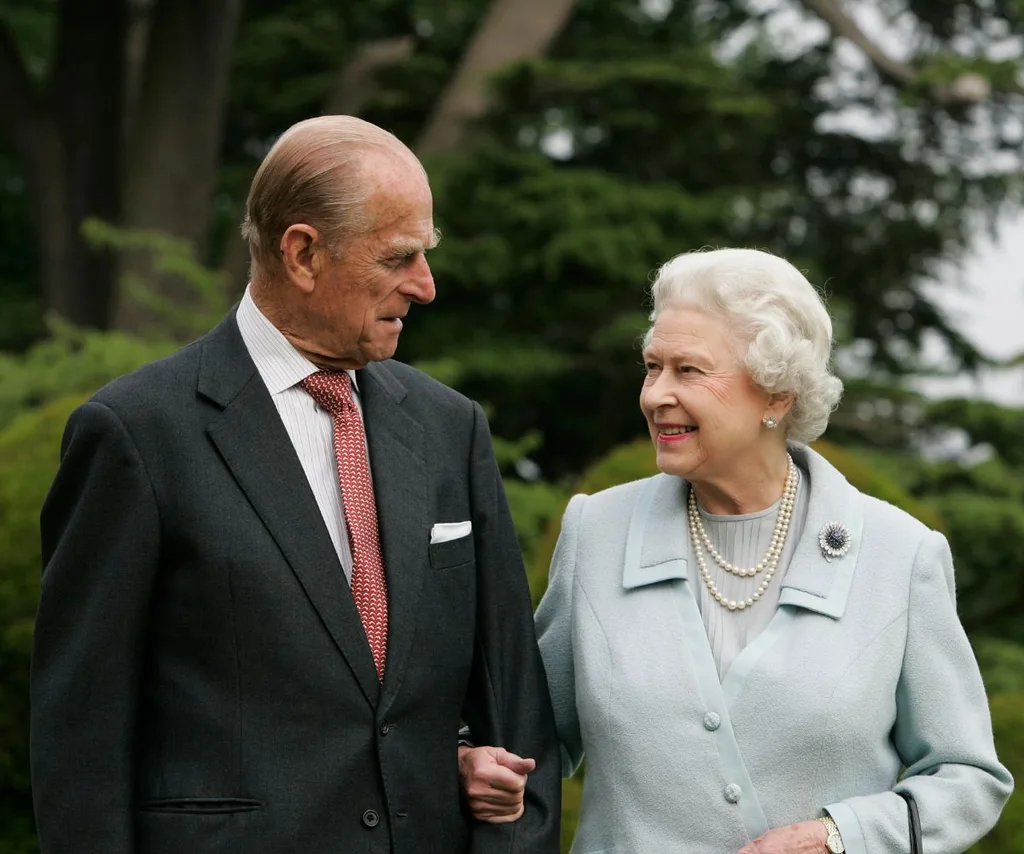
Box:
<box><xmin>644</xmin><ymin>305</ymin><xmax>744</xmax><ymax>357</ymax></box>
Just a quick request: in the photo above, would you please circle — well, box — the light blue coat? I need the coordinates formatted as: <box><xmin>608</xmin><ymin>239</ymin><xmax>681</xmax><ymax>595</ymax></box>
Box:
<box><xmin>536</xmin><ymin>444</ymin><xmax>1012</xmax><ymax>853</ymax></box>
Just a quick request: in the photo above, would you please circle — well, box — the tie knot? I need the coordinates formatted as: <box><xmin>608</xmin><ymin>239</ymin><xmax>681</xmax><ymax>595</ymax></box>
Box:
<box><xmin>302</xmin><ymin>370</ymin><xmax>354</xmax><ymax>417</ymax></box>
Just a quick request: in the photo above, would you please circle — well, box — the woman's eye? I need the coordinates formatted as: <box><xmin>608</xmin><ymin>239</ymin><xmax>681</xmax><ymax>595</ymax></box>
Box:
<box><xmin>644</xmin><ymin>361</ymin><xmax>661</xmax><ymax>374</ymax></box>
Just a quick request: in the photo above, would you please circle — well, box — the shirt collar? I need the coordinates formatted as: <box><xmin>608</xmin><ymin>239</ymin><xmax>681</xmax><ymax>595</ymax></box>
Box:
<box><xmin>235</xmin><ymin>286</ymin><xmax>359</xmax><ymax>396</ymax></box>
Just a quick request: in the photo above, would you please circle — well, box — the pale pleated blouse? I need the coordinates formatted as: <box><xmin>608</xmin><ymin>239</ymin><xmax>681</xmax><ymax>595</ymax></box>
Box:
<box><xmin>687</xmin><ymin>464</ymin><xmax>810</xmax><ymax>678</ymax></box>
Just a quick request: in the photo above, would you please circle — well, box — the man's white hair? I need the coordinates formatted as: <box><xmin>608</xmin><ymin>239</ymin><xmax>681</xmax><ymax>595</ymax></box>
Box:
<box><xmin>644</xmin><ymin>247</ymin><xmax>844</xmax><ymax>443</ymax></box>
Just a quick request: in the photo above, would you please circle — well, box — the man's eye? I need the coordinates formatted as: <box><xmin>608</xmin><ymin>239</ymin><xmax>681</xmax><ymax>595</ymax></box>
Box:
<box><xmin>384</xmin><ymin>254</ymin><xmax>412</xmax><ymax>269</ymax></box>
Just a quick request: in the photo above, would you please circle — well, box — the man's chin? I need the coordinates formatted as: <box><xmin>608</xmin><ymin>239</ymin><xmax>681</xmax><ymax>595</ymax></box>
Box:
<box><xmin>363</xmin><ymin>342</ymin><xmax>400</xmax><ymax>364</ymax></box>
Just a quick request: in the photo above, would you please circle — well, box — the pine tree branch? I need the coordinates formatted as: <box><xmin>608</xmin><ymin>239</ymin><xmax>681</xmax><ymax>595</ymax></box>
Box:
<box><xmin>799</xmin><ymin>0</ymin><xmax>1022</xmax><ymax>103</ymax></box>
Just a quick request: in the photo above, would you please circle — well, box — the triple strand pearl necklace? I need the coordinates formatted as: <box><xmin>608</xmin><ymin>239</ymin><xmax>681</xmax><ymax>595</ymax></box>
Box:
<box><xmin>686</xmin><ymin>454</ymin><xmax>798</xmax><ymax>611</ymax></box>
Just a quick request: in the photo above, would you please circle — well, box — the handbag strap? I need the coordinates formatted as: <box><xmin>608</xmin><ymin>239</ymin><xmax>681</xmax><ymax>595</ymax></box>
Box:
<box><xmin>896</xmin><ymin>790</ymin><xmax>923</xmax><ymax>854</ymax></box>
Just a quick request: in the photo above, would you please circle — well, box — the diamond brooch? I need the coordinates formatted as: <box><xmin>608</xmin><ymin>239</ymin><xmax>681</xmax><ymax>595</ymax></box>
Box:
<box><xmin>818</xmin><ymin>522</ymin><xmax>852</xmax><ymax>562</ymax></box>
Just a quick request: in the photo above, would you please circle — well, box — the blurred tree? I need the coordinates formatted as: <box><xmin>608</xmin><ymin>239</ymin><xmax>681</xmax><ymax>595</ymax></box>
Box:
<box><xmin>2</xmin><ymin>0</ymin><xmax>1022</xmax><ymax>356</ymax></box>
<box><xmin>376</xmin><ymin>0</ymin><xmax>1024</xmax><ymax>477</ymax></box>
<box><xmin>0</xmin><ymin>0</ymin><xmax>126</xmax><ymax>329</ymax></box>
<box><xmin>0</xmin><ymin>0</ymin><xmax>241</xmax><ymax>333</ymax></box>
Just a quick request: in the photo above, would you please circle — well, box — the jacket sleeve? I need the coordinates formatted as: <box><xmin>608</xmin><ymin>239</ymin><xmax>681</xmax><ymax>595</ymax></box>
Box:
<box><xmin>534</xmin><ymin>494</ymin><xmax>586</xmax><ymax>776</ymax></box>
<box><xmin>825</xmin><ymin>529</ymin><xmax>1014</xmax><ymax>854</ymax></box>
<box><xmin>462</xmin><ymin>402</ymin><xmax>562</xmax><ymax>853</ymax></box>
<box><xmin>32</xmin><ymin>400</ymin><xmax>161</xmax><ymax>853</ymax></box>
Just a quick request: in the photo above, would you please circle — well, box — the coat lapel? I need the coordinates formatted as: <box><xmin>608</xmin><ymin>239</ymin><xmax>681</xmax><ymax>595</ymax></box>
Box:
<box><xmin>357</xmin><ymin>362</ymin><xmax>429</xmax><ymax>712</ymax></box>
<box><xmin>622</xmin><ymin>474</ymin><xmax>690</xmax><ymax>589</ymax></box>
<box><xmin>199</xmin><ymin>312</ymin><xmax>380</xmax><ymax>706</ymax></box>
<box><xmin>777</xmin><ymin>444</ymin><xmax>864</xmax><ymax>619</ymax></box>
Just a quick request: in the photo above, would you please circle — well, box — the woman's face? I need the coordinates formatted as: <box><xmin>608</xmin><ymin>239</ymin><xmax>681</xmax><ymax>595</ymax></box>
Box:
<box><xmin>640</xmin><ymin>306</ymin><xmax>771</xmax><ymax>481</ymax></box>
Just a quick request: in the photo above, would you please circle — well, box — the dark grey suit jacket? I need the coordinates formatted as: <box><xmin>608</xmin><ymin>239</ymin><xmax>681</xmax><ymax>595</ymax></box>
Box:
<box><xmin>31</xmin><ymin>311</ymin><xmax>560</xmax><ymax>853</ymax></box>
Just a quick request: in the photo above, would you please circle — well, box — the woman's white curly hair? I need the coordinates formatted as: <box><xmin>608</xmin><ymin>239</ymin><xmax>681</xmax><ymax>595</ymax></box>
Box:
<box><xmin>644</xmin><ymin>247</ymin><xmax>844</xmax><ymax>443</ymax></box>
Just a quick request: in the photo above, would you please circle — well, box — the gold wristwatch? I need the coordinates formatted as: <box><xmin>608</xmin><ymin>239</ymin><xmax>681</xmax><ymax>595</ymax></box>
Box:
<box><xmin>819</xmin><ymin>815</ymin><xmax>845</xmax><ymax>853</ymax></box>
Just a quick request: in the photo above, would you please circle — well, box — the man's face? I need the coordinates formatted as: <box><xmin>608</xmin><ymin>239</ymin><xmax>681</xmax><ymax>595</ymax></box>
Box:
<box><xmin>303</xmin><ymin>162</ymin><xmax>437</xmax><ymax>369</ymax></box>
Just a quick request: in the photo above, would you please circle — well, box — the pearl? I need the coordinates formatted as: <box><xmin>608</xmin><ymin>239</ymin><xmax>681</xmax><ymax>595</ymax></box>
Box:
<box><xmin>687</xmin><ymin>454</ymin><xmax>798</xmax><ymax>612</ymax></box>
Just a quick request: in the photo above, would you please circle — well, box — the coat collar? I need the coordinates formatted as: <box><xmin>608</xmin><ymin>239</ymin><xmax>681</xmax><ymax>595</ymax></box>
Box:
<box><xmin>621</xmin><ymin>443</ymin><xmax>864</xmax><ymax>619</ymax></box>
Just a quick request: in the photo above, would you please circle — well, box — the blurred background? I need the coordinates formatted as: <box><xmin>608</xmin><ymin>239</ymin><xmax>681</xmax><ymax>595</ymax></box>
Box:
<box><xmin>1</xmin><ymin>0</ymin><xmax>1023</xmax><ymax>851</ymax></box>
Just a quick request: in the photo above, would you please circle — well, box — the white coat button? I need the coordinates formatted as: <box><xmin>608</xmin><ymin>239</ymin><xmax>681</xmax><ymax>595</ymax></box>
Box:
<box><xmin>703</xmin><ymin>712</ymin><xmax>721</xmax><ymax>731</ymax></box>
<box><xmin>724</xmin><ymin>784</ymin><xmax>742</xmax><ymax>803</ymax></box>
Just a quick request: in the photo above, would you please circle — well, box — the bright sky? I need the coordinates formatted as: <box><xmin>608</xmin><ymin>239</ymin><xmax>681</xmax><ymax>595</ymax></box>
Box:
<box><xmin>916</xmin><ymin>216</ymin><xmax>1024</xmax><ymax>406</ymax></box>
<box><xmin>751</xmin><ymin>0</ymin><xmax>1024</xmax><ymax>409</ymax></box>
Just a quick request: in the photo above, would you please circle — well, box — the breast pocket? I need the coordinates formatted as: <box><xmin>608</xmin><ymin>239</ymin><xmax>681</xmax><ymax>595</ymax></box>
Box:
<box><xmin>428</xmin><ymin>535</ymin><xmax>475</xmax><ymax>570</ymax></box>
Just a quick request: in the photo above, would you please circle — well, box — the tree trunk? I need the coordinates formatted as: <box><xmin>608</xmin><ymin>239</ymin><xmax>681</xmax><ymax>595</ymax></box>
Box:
<box><xmin>415</xmin><ymin>0</ymin><xmax>577</xmax><ymax>158</ymax></box>
<box><xmin>0</xmin><ymin>0</ymin><xmax>127</xmax><ymax>328</ymax></box>
<box><xmin>114</xmin><ymin>0</ymin><xmax>243</xmax><ymax>333</ymax></box>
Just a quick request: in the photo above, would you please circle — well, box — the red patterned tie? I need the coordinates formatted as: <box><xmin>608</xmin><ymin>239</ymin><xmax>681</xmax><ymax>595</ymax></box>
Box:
<box><xmin>302</xmin><ymin>371</ymin><xmax>389</xmax><ymax>681</ymax></box>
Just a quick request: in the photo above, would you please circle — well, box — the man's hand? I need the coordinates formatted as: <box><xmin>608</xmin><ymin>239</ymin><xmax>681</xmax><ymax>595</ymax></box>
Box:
<box><xmin>738</xmin><ymin>820</ymin><xmax>830</xmax><ymax>854</ymax></box>
<box><xmin>458</xmin><ymin>745</ymin><xmax>536</xmax><ymax>822</ymax></box>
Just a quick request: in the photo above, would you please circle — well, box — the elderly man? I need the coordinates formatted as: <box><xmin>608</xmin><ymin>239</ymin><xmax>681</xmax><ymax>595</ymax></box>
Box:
<box><xmin>31</xmin><ymin>116</ymin><xmax>560</xmax><ymax>854</ymax></box>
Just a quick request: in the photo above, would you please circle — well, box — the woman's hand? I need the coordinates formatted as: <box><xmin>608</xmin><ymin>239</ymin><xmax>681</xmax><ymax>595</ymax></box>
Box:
<box><xmin>457</xmin><ymin>745</ymin><xmax>536</xmax><ymax>822</ymax></box>
<box><xmin>737</xmin><ymin>820</ymin><xmax>830</xmax><ymax>854</ymax></box>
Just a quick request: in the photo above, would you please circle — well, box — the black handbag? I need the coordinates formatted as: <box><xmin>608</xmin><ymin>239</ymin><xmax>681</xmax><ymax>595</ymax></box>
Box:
<box><xmin>896</xmin><ymin>790</ymin><xmax>923</xmax><ymax>854</ymax></box>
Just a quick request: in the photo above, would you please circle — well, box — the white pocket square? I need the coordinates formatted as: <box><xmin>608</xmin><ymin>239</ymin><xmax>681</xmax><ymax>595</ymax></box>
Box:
<box><xmin>430</xmin><ymin>521</ymin><xmax>472</xmax><ymax>544</ymax></box>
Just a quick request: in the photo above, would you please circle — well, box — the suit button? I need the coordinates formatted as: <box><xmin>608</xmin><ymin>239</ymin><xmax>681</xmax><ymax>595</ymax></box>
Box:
<box><xmin>362</xmin><ymin>809</ymin><xmax>380</xmax><ymax>828</ymax></box>
<box><xmin>379</xmin><ymin>722</ymin><xmax>391</xmax><ymax>735</ymax></box>
<box><xmin>703</xmin><ymin>712</ymin><xmax>721</xmax><ymax>731</ymax></box>
<box><xmin>724</xmin><ymin>784</ymin><xmax>742</xmax><ymax>804</ymax></box>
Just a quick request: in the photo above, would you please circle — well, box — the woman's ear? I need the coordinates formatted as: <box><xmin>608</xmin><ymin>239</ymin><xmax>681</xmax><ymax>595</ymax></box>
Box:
<box><xmin>766</xmin><ymin>391</ymin><xmax>795</xmax><ymax>422</ymax></box>
<box><xmin>280</xmin><ymin>224</ymin><xmax>322</xmax><ymax>294</ymax></box>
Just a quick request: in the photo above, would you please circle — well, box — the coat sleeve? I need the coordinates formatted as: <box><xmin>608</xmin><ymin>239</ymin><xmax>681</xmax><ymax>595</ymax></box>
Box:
<box><xmin>825</xmin><ymin>529</ymin><xmax>1013</xmax><ymax>854</ymax></box>
<box><xmin>31</xmin><ymin>400</ymin><xmax>161</xmax><ymax>854</ymax></box>
<box><xmin>462</xmin><ymin>402</ymin><xmax>562</xmax><ymax>853</ymax></box>
<box><xmin>534</xmin><ymin>494</ymin><xmax>586</xmax><ymax>776</ymax></box>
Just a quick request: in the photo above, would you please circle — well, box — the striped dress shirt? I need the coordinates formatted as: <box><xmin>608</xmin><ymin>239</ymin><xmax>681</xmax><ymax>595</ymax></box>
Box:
<box><xmin>235</xmin><ymin>287</ymin><xmax>360</xmax><ymax>583</ymax></box>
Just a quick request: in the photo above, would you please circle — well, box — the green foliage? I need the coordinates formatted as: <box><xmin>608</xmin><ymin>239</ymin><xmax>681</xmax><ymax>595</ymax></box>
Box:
<box><xmin>975</xmin><ymin>639</ymin><xmax>1024</xmax><ymax>695</ymax></box>
<box><xmin>0</xmin><ymin>394</ymin><xmax>84</xmax><ymax>854</ymax></box>
<box><xmin>926</xmin><ymin>492</ymin><xmax>1024</xmax><ymax>641</ymax></box>
<box><xmin>811</xmin><ymin>441</ymin><xmax>947</xmax><ymax>532</ymax></box>
<box><xmin>504</xmin><ymin>478</ymin><xmax>571</xmax><ymax>588</ymax></box>
<box><xmin>924</xmin><ymin>399</ymin><xmax>1024</xmax><ymax>469</ymax></box>
<box><xmin>82</xmin><ymin>218</ymin><xmax>232</xmax><ymax>339</ymax></box>
<box><xmin>0</xmin><ymin>0</ymin><xmax>57</xmax><ymax>83</ymax></box>
<box><xmin>0</xmin><ymin>322</ymin><xmax>174</xmax><ymax>432</ymax></box>
<box><xmin>968</xmin><ymin>694</ymin><xmax>1024</xmax><ymax>853</ymax></box>
<box><xmin>560</xmin><ymin>776</ymin><xmax>583</xmax><ymax>854</ymax></box>
<box><xmin>1</xmin><ymin>0</ymin><xmax>1023</xmax><ymax>848</ymax></box>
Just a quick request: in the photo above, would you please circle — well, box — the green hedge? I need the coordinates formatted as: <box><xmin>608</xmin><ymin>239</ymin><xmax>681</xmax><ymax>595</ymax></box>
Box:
<box><xmin>0</xmin><ymin>394</ymin><xmax>86</xmax><ymax>853</ymax></box>
<box><xmin>969</xmin><ymin>694</ymin><xmax>1024</xmax><ymax>853</ymax></box>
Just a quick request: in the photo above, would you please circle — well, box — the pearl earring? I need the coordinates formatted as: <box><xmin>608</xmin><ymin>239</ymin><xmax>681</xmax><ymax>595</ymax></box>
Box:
<box><xmin>763</xmin><ymin>415</ymin><xmax>778</xmax><ymax>430</ymax></box>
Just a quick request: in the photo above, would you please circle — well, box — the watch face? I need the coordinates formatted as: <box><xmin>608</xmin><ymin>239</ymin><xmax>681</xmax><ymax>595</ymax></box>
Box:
<box><xmin>826</xmin><ymin>832</ymin><xmax>845</xmax><ymax>854</ymax></box>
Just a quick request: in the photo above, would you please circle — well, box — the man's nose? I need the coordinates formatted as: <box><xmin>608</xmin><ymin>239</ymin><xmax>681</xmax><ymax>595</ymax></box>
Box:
<box><xmin>402</xmin><ymin>255</ymin><xmax>435</xmax><ymax>304</ymax></box>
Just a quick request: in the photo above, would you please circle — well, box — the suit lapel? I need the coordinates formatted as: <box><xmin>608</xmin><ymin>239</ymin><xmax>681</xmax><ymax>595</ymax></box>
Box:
<box><xmin>199</xmin><ymin>312</ymin><xmax>380</xmax><ymax>706</ymax></box>
<box><xmin>357</xmin><ymin>362</ymin><xmax>429</xmax><ymax>711</ymax></box>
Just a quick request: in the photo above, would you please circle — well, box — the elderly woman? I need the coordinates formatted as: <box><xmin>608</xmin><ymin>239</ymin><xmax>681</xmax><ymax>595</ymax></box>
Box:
<box><xmin>459</xmin><ymin>248</ymin><xmax>1012</xmax><ymax>853</ymax></box>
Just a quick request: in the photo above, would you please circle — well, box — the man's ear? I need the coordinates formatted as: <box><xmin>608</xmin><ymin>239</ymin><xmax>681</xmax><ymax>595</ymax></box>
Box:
<box><xmin>280</xmin><ymin>224</ymin><xmax>322</xmax><ymax>294</ymax></box>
